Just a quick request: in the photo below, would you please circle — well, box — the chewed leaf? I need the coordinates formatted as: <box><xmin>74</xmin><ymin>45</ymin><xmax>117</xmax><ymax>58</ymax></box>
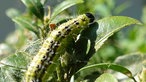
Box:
<box><xmin>50</xmin><ymin>0</ymin><xmax>83</xmax><ymax>22</ymax></box>
<box><xmin>95</xmin><ymin>16</ymin><xmax>142</xmax><ymax>51</ymax></box>
<box><xmin>21</xmin><ymin>0</ymin><xmax>44</xmax><ymax>20</ymax></box>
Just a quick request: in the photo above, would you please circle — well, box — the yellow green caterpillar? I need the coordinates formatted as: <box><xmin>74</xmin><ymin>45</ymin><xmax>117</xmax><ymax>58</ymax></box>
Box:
<box><xmin>25</xmin><ymin>13</ymin><xmax>95</xmax><ymax>82</ymax></box>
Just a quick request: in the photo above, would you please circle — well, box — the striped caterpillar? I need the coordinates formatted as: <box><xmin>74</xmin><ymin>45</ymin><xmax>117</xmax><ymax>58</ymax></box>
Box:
<box><xmin>25</xmin><ymin>13</ymin><xmax>95</xmax><ymax>82</ymax></box>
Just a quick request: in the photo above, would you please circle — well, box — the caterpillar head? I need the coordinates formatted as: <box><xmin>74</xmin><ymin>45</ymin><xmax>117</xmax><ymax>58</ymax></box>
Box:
<box><xmin>85</xmin><ymin>13</ymin><xmax>95</xmax><ymax>23</ymax></box>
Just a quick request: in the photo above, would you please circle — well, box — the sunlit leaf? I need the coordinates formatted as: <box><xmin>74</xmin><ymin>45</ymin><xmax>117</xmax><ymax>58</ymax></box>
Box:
<box><xmin>95</xmin><ymin>16</ymin><xmax>141</xmax><ymax>51</ymax></box>
<box><xmin>95</xmin><ymin>73</ymin><xmax>118</xmax><ymax>82</ymax></box>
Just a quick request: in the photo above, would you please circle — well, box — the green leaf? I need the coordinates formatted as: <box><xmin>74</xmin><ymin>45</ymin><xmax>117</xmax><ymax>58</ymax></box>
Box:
<box><xmin>95</xmin><ymin>16</ymin><xmax>142</xmax><ymax>51</ymax></box>
<box><xmin>76</xmin><ymin>63</ymin><xmax>133</xmax><ymax>78</ymax></box>
<box><xmin>113</xmin><ymin>53</ymin><xmax>146</xmax><ymax>80</ymax></box>
<box><xmin>50</xmin><ymin>0</ymin><xmax>83</xmax><ymax>22</ymax></box>
<box><xmin>12</xmin><ymin>16</ymin><xmax>38</xmax><ymax>34</ymax></box>
<box><xmin>0</xmin><ymin>52</ymin><xmax>30</xmax><ymax>82</ymax></box>
<box><xmin>76</xmin><ymin>16</ymin><xmax>141</xmax><ymax>63</ymax></box>
<box><xmin>95</xmin><ymin>73</ymin><xmax>118</xmax><ymax>82</ymax></box>
<box><xmin>0</xmin><ymin>66</ymin><xmax>21</xmax><ymax>82</ymax></box>
<box><xmin>69</xmin><ymin>16</ymin><xmax>141</xmax><ymax>77</ymax></box>
<box><xmin>21</xmin><ymin>0</ymin><xmax>44</xmax><ymax>20</ymax></box>
<box><xmin>23</xmin><ymin>39</ymin><xmax>42</xmax><ymax>57</ymax></box>
<box><xmin>0</xmin><ymin>52</ymin><xmax>30</xmax><ymax>69</ymax></box>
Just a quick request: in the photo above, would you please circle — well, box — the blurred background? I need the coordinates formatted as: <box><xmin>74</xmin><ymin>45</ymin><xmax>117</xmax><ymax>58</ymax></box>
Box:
<box><xmin>0</xmin><ymin>0</ymin><xmax>144</xmax><ymax>42</ymax></box>
<box><xmin>0</xmin><ymin>0</ymin><xmax>25</xmax><ymax>42</ymax></box>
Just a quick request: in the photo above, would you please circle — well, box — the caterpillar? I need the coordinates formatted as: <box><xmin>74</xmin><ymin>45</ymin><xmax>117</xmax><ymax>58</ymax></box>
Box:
<box><xmin>25</xmin><ymin>13</ymin><xmax>95</xmax><ymax>82</ymax></box>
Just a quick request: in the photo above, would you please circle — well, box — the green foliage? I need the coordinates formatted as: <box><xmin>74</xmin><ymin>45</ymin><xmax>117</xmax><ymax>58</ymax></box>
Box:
<box><xmin>0</xmin><ymin>0</ymin><xmax>145</xmax><ymax>82</ymax></box>
<box><xmin>95</xmin><ymin>73</ymin><xmax>118</xmax><ymax>82</ymax></box>
<box><xmin>95</xmin><ymin>16</ymin><xmax>141</xmax><ymax>51</ymax></box>
<box><xmin>21</xmin><ymin>0</ymin><xmax>44</xmax><ymax>21</ymax></box>
<box><xmin>13</xmin><ymin>16</ymin><xmax>39</xmax><ymax>36</ymax></box>
<box><xmin>77</xmin><ymin>63</ymin><xmax>133</xmax><ymax>78</ymax></box>
<box><xmin>50</xmin><ymin>0</ymin><xmax>83</xmax><ymax>22</ymax></box>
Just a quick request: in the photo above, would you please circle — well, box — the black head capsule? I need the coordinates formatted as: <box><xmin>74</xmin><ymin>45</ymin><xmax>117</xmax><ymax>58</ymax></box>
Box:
<box><xmin>85</xmin><ymin>13</ymin><xmax>95</xmax><ymax>23</ymax></box>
